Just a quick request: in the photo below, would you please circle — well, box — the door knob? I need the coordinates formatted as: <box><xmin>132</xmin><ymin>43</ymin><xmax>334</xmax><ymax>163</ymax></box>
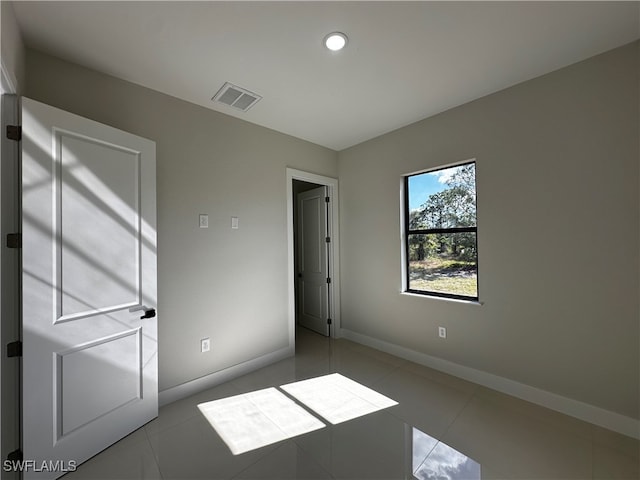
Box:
<box><xmin>129</xmin><ymin>305</ymin><xmax>156</xmax><ymax>319</ymax></box>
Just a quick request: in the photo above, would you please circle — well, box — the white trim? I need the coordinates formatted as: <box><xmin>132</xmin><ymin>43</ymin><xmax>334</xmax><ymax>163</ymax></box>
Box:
<box><xmin>399</xmin><ymin>177</ymin><xmax>408</xmax><ymax>292</ymax></box>
<box><xmin>339</xmin><ymin>327</ymin><xmax>640</xmax><ymax>439</ymax></box>
<box><xmin>400</xmin><ymin>291</ymin><xmax>483</xmax><ymax>306</ymax></box>
<box><xmin>286</xmin><ymin>168</ymin><xmax>341</xmax><ymax>342</ymax></box>
<box><xmin>1</xmin><ymin>58</ymin><xmax>17</xmax><ymax>94</ymax></box>
<box><xmin>158</xmin><ymin>346</ymin><xmax>293</xmax><ymax>406</ymax></box>
<box><xmin>0</xmin><ymin>92</ymin><xmax>20</xmax><ymax>469</ymax></box>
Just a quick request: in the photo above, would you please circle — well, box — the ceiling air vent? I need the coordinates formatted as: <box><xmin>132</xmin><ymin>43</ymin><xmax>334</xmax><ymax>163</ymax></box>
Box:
<box><xmin>212</xmin><ymin>82</ymin><xmax>262</xmax><ymax>112</ymax></box>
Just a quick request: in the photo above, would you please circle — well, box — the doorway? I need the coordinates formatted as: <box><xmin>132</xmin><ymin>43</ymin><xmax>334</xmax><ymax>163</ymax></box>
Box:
<box><xmin>286</xmin><ymin>169</ymin><xmax>340</xmax><ymax>344</ymax></box>
<box><xmin>294</xmin><ymin>181</ymin><xmax>329</xmax><ymax>336</ymax></box>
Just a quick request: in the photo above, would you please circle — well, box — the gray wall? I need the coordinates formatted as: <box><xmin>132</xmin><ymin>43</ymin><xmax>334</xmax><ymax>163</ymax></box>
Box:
<box><xmin>338</xmin><ymin>42</ymin><xmax>639</xmax><ymax>420</ymax></box>
<box><xmin>25</xmin><ymin>50</ymin><xmax>338</xmax><ymax>392</ymax></box>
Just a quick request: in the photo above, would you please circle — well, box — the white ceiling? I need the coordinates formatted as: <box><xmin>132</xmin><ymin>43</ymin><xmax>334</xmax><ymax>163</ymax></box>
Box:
<box><xmin>12</xmin><ymin>1</ymin><xmax>640</xmax><ymax>151</ymax></box>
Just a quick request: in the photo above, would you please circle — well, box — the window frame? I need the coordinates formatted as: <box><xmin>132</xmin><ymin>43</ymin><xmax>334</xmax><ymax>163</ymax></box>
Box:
<box><xmin>403</xmin><ymin>161</ymin><xmax>479</xmax><ymax>302</ymax></box>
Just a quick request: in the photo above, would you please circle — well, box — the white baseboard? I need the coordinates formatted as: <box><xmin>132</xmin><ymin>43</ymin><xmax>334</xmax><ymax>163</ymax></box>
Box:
<box><xmin>158</xmin><ymin>346</ymin><xmax>294</xmax><ymax>406</ymax></box>
<box><xmin>339</xmin><ymin>328</ymin><xmax>640</xmax><ymax>439</ymax></box>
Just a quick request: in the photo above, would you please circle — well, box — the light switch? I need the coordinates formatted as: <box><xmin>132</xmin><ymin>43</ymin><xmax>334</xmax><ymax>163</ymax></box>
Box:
<box><xmin>231</xmin><ymin>217</ymin><xmax>239</xmax><ymax>229</ymax></box>
<box><xmin>199</xmin><ymin>214</ymin><xmax>209</xmax><ymax>228</ymax></box>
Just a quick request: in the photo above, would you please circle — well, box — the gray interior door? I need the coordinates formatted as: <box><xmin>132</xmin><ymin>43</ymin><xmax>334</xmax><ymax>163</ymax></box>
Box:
<box><xmin>297</xmin><ymin>186</ymin><xmax>330</xmax><ymax>336</ymax></box>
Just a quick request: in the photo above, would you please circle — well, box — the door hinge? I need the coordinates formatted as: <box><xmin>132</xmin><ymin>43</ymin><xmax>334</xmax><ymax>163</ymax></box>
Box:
<box><xmin>325</xmin><ymin>236</ymin><xmax>331</xmax><ymax>243</ymax></box>
<box><xmin>325</xmin><ymin>196</ymin><xmax>330</xmax><ymax>203</ymax></box>
<box><xmin>6</xmin><ymin>125</ymin><xmax>21</xmax><ymax>141</ymax></box>
<box><xmin>6</xmin><ymin>233</ymin><xmax>22</xmax><ymax>249</ymax></box>
<box><xmin>326</xmin><ymin>277</ymin><xmax>331</xmax><ymax>284</ymax></box>
<box><xmin>7</xmin><ymin>341</ymin><xmax>22</xmax><ymax>358</ymax></box>
<box><xmin>327</xmin><ymin>318</ymin><xmax>332</xmax><ymax>325</ymax></box>
<box><xmin>7</xmin><ymin>449</ymin><xmax>23</xmax><ymax>462</ymax></box>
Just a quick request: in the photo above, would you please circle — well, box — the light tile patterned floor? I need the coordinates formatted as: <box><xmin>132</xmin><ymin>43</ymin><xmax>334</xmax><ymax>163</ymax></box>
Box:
<box><xmin>63</xmin><ymin>327</ymin><xmax>639</xmax><ymax>479</ymax></box>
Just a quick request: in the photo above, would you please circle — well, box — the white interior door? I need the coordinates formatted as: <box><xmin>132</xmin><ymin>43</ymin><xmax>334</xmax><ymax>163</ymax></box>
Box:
<box><xmin>21</xmin><ymin>97</ymin><xmax>157</xmax><ymax>479</ymax></box>
<box><xmin>297</xmin><ymin>186</ymin><xmax>330</xmax><ymax>336</ymax></box>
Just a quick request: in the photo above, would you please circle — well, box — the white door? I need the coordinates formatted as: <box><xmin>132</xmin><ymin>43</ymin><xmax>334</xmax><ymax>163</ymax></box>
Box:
<box><xmin>21</xmin><ymin>98</ymin><xmax>157</xmax><ymax>479</ymax></box>
<box><xmin>297</xmin><ymin>186</ymin><xmax>330</xmax><ymax>336</ymax></box>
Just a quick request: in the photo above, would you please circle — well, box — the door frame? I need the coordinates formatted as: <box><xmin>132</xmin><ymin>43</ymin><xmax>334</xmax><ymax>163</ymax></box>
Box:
<box><xmin>286</xmin><ymin>168</ymin><xmax>340</xmax><ymax>342</ymax></box>
<box><xmin>1</xmin><ymin>61</ymin><xmax>20</xmax><ymax>475</ymax></box>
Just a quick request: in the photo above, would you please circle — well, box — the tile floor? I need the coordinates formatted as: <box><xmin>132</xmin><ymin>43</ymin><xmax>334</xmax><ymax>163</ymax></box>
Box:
<box><xmin>64</xmin><ymin>328</ymin><xmax>639</xmax><ymax>479</ymax></box>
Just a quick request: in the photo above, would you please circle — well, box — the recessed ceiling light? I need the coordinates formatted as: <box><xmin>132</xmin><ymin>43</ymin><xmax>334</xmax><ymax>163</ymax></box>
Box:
<box><xmin>324</xmin><ymin>32</ymin><xmax>348</xmax><ymax>51</ymax></box>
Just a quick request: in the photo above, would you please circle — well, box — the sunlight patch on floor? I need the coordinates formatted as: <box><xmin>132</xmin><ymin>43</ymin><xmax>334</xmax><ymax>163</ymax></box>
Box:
<box><xmin>197</xmin><ymin>387</ymin><xmax>325</xmax><ymax>455</ymax></box>
<box><xmin>281</xmin><ymin>373</ymin><xmax>398</xmax><ymax>424</ymax></box>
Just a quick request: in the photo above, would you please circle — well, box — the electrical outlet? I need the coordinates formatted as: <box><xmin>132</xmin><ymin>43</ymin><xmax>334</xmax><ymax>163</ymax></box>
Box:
<box><xmin>438</xmin><ymin>327</ymin><xmax>447</xmax><ymax>339</ymax></box>
<box><xmin>201</xmin><ymin>337</ymin><xmax>211</xmax><ymax>353</ymax></box>
<box><xmin>199</xmin><ymin>214</ymin><xmax>209</xmax><ymax>228</ymax></box>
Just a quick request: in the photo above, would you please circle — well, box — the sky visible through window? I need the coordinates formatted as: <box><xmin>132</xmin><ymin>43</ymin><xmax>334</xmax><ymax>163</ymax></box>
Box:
<box><xmin>408</xmin><ymin>166</ymin><xmax>464</xmax><ymax>211</ymax></box>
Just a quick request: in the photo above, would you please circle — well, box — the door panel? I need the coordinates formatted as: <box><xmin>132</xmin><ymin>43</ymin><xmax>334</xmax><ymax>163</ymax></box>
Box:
<box><xmin>302</xmin><ymin>283</ymin><xmax>323</xmax><ymax>318</ymax></box>
<box><xmin>57</xmin><ymin>133</ymin><xmax>142</xmax><ymax>321</ymax></box>
<box><xmin>22</xmin><ymin>97</ymin><xmax>157</xmax><ymax>479</ymax></box>
<box><xmin>297</xmin><ymin>186</ymin><xmax>329</xmax><ymax>336</ymax></box>
<box><xmin>56</xmin><ymin>328</ymin><xmax>142</xmax><ymax>437</ymax></box>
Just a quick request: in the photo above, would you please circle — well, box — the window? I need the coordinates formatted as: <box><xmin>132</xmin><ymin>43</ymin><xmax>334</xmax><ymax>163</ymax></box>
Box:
<box><xmin>404</xmin><ymin>162</ymin><xmax>478</xmax><ymax>300</ymax></box>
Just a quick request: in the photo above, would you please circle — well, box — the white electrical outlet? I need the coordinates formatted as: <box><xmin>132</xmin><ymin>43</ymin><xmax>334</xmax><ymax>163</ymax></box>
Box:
<box><xmin>201</xmin><ymin>337</ymin><xmax>211</xmax><ymax>353</ymax></box>
<box><xmin>199</xmin><ymin>214</ymin><xmax>209</xmax><ymax>228</ymax></box>
<box><xmin>438</xmin><ymin>327</ymin><xmax>447</xmax><ymax>339</ymax></box>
